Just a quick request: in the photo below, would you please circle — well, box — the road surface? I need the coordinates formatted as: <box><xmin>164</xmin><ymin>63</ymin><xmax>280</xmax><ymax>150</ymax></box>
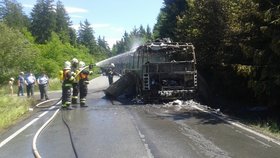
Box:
<box><xmin>0</xmin><ymin>76</ymin><xmax>280</xmax><ymax>158</ymax></box>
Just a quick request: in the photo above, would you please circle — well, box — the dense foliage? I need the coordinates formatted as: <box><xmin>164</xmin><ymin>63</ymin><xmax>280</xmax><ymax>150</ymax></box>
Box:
<box><xmin>0</xmin><ymin>0</ymin><xmax>110</xmax><ymax>84</ymax></box>
<box><xmin>153</xmin><ymin>0</ymin><xmax>280</xmax><ymax>107</ymax></box>
<box><xmin>0</xmin><ymin>23</ymin><xmax>37</xmax><ymax>82</ymax></box>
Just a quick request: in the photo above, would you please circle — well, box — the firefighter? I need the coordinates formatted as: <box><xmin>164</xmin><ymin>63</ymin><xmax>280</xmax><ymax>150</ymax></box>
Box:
<box><xmin>78</xmin><ymin>61</ymin><xmax>92</xmax><ymax>107</ymax></box>
<box><xmin>60</xmin><ymin>61</ymin><xmax>75</xmax><ymax>110</ymax></box>
<box><xmin>71</xmin><ymin>58</ymin><xmax>80</xmax><ymax>104</ymax></box>
<box><xmin>107</xmin><ymin>63</ymin><xmax>115</xmax><ymax>85</ymax></box>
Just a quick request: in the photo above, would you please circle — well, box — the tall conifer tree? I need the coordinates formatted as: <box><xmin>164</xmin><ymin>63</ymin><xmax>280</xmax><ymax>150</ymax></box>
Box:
<box><xmin>30</xmin><ymin>0</ymin><xmax>56</xmax><ymax>43</ymax></box>
<box><xmin>78</xmin><ymin>19</ymin><xmax>96</xmax><ymax>54</ymax></box>
<box><xmin>55</xmin><ymin>0</ymin><xmax>71</xmax><ymax>43</ymax></box>
<box><xmin>0</xmin><ymin>0</ymin><xmax>30</xmax><ymax>29</ymax></box>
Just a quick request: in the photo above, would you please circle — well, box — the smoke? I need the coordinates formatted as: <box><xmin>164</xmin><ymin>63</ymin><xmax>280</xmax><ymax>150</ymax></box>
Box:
<box><xmin>130</xmin><ymin>38</ymin><xmax>144</xmax><ymax>51</ymax></box>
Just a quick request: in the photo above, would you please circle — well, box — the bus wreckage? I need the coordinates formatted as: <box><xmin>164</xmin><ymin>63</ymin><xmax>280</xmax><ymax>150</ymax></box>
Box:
<box><xmin>96</xmin><ymin>39</ymin><xmax>198</xmax><ymax>103</ymax></box>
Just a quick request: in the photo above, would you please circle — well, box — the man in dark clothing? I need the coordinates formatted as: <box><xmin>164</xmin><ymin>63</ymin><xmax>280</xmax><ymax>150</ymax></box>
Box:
<box><xmin>107</xmin><ymin>63</ymin><xmax>117</xmax><ymax>85</ymax></box>
<box><xmin>17</xmin><ymin>72</ymin><xmax>25</xmax><ymax>96</ymax></box>
<box><xmin>37</xmin><ymin>72</ymin><xmax>49</xmax><ymax>100</ymax></box>
<box><xmin>107</xmin><ymin>67</ymin><xmax>114</xmax><ymax>85</ymax></box>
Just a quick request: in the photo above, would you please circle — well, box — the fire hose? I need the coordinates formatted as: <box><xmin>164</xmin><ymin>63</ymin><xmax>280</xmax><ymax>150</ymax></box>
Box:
<box><xmin>32</xmin><ymin>64</ymin><xmax>94</xmax><ymax>158</ymax></box>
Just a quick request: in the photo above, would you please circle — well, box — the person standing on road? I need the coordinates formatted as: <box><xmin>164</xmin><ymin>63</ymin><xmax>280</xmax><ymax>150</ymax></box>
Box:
<box><xmin>60</xmin><ymin>61</ymin><xmax>75</xmax><ymax>110</ymax></box>
<box><xmin>8</xmin><ymin>77</ymin><xmax>14</xmax><ymax>96</ymax></box>
<box><xmin>37</xmin><ymin>72</ymin><xmax>49</xmax><ymax>101</ymax></box>
<box><xmin>78</xmin><ymin>61</ymin><xmax>92</xmax><ymax>107</ymax></box>
<box><xmin>17</xmin><ymin>72</ymin><xmax>25</xmax><ymax>96</ymax></box>
<box><xmin>71</xmin><ymin>58</ymin><xmax>80</xmax><ymax>104</ymax></box>
<box><xmin>25</xmin><ymin>72</ymin><xmax>36</xmax><ymax>97</ymax></box>
<box><xmin>107</xmin><ymin>63</ymin><xmax>116</xmax><ymax>85</ymax></box>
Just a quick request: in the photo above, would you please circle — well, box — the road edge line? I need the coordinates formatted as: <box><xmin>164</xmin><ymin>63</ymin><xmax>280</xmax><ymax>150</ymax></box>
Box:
<box><xmin>192</xmin><ymin>104</ymin><xmax>280</xmax><ymax>146</ymax></box>
<box><xmin>0</xmin><ymin>99</ymin><xmax>59</xmax><ymax>148</ymax></box>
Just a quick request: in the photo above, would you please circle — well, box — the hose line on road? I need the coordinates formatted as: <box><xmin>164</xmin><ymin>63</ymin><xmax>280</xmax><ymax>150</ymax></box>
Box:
<box><xmin>32</xmin><ymin>98</ymin><xmax>79</xmax><ymax>158</ymax></box>
<box><xmin>33</xmin><ymin>64</ymin><xmax>93</xmax><ymax>158</ymax></box>
<box><xmin>35</xmin><ymin>98</ymin><xmax>61</xmax><ymax>108</ymax></box>
<box><xmin>32</xmin><ymin>98</ymin><xmax>62</xmax><ymax>158</ymax></box>
<box><xmin>61</xmin><ymin>110</ymin><xmax>79</xmax><ymax>158</ymax></box>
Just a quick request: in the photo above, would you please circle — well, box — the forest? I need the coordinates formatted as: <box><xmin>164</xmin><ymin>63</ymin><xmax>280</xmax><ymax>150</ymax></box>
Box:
<box><xmin>113</xmin><ymin>0</ymin><xmax>280</xmax><ymax>109</ymax></box>
<box><xmin>0</xmin><ymin>0</ymin><xmax>112</xmax><ymax>82</ymax></box>
<box><xmin>1</xmin><ymin>0</ymin><xmax>280</xmax><ymax>109</ymax></box>
<box><xmin>149</xmin><ymin>0</ymin><xmax>280</xmax><ymax>109</ymax></box>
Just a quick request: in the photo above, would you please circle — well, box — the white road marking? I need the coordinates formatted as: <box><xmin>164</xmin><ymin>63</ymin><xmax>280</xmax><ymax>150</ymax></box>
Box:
<box><xmin>192</xmin><ymin>104</ymin><xmax>280</xmax><ymax>146</ymax></box>
<box><xmin>0</xmin><ymin>118</ymin><xmax>39</xmax><ymax>148</ymax></box>
<box><xmin>0</xmin><ymin>100</ymin><xmax>60</xmax><ymax>148</ymax></box>
<box><xmin>128</xmin><ymin>111</ymin><xmax>154</xmax><ymax>158</ymax></box>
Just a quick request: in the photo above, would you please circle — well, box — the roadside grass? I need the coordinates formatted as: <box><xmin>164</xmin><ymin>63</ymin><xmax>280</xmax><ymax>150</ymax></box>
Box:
<box><xmin>0</xmin><ymin>96</ymin><xmax>33</xmax><ymax>132</ymax></box>
<box><xmin>47</xmin><ymin>75</ymin><xmax>99</xmax><ymax>91</ymax></box>
<box><xmin>0</xmin><ymin>75</ymin><xmax>96</xmax><ymax>132</ymax></box>
<box><xmin>0</xmin><ymin>78</ymin><xmax>61</xmax><ymax>132</ymax></box>
<box><xmin>249</xmin><ymin>120</ymin><xmax>280</xmax><ymax>140</ymax></box>
<box><xmin>48</xmin><ymin>78</ymin><xmax>62</xmax><ymax>91</ymax></box>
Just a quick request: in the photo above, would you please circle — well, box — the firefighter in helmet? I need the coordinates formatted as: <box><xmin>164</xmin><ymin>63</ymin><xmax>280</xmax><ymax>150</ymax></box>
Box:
<box><xmin>78</xmin><ymin>61</ymin><xmax>92</xmax><ymax>107</ymax></box>
<box><xmin>71</xmin><ymin>58</ymin><xmax>80</xmax><ymax>104</ymax></box>
<box><xmin>59</xmin><ymin>61</ymin><xmax>75</xmax><ymax>110</ymax></box>
<box><xmin>107</xmin><ymin>63</ymin><xmax>115</xmax><ymax>85</ymax></box>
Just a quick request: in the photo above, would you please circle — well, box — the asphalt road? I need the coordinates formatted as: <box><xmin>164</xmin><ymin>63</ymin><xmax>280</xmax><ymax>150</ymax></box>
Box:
<box><xmin>0</xmin><ymin>76</ymin><xmax>280</xmax><ymax>158</ymax></box>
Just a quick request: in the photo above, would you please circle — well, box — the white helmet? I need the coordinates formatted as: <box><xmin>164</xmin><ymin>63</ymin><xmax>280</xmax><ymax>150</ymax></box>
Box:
<box><xmin>79</xmin><ymin>61</ymin><xmax>86</xmax><ymax>68</ymax></box>
<box><xmin>110</xmin><ymin>63</ymin><xmax>115</xmax><ymax>68</ymax></box>
<box><xmin>10</xmin><ymin>77</ymin><xmax>14</xmax><ymax>81</ymax></box>
<box><xmin>64</xmin><ymin>61</ymin><xmax>71</xmax><ymax>69</ymax></box>
<box><xmin>72</xmin><ymin>58</ymin><xmax>78</xmax><ymax>64</ymax></box>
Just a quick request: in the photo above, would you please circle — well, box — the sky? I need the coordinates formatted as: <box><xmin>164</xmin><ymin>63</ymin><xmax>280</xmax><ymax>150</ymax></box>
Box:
<box><xmin>19</xmin><ymin>0</ymin><xmax>164</xmax><ymax>48</ymax></box>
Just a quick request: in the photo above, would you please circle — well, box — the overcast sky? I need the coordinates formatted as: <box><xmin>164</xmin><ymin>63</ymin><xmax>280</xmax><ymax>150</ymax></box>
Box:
<box><xmin>20</xmin><ymin>0</ymin><xmax>163</xmax><ymax>48</ymax></box>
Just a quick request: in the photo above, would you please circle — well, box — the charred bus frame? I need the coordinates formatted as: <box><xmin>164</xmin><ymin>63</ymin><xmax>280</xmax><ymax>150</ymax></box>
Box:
<box><xmin>123</xmin><ymin>41</ymin><xmax>198</xmax><ymax>102</ymax></box>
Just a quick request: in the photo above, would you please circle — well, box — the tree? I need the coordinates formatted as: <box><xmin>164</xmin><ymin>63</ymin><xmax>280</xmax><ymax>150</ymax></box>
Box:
<box><xmin>30</xmin><ymin>0</ymin><xmax>56</xmax><ymax>43</ymax></box>
<box><xmin>0</xmin><ymin>22</ymin><xmax>38</xmax><ymax>82</ymax></box>
<box><xmin>55</xmin><ymin>0</ymin><xmax>71</xmax><ymax>43</ymax></box>
<box><xmin>153</xmin><ymin>0</ymin><xmax>188</xmax><ymax>40</ymax></box>
<box><xmin>77</xmin><ymin>19</ymin><xmax>97</xmax><ymax>54</ymax></box>
<box><xmin>69</xmin><ymin>27</ymin><xmax>77</xmax><ymax>46</ymax></box>
<box><xmin>138</xmin><ymin>25</ymin><xmax>146</xmax><ymax>37</ymax></box>
<box><xmin>193</xmin><ymin>0</ymin><xmax>227</xmax><ymax>67</ymax></box>
<box><xmin>146</xmin><ymin>25</ymin><xmax>152</xmax><ymax>40</ymax></box>
<box><xmin>97</xmin><ymin>36</ymin><xmax>110</xmax><ymax>51</ymax></box>
<box><xmin>239</xmin><ymin>0</ymin><xmax>280</xmax><ymax>105</ymax></box>
<box><xmin>0</xmin><ymin>0</ymin><xmax>30</xmax><ymax>29</ymax></box>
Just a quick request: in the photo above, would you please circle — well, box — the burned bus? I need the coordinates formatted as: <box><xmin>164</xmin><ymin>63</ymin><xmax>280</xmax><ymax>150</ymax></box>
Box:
<box><xmin>97</xmin><ymin>39</ymin><xmax>198</xmax><ymax>102</ymax></box>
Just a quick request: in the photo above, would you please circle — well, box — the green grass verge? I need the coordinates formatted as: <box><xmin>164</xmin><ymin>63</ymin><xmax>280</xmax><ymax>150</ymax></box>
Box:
<box><xmin>0</xmin><ymin>75</ymin><xmax>98</xmax><ymax>131</ymax></box>
<box><xmin>0</xmin><ymin>96</ymin><xmax>33</xmax><ymax>131</ymax></box>
<box><xmin>48</xmin><ymin>78</ymin><xmax>62</xmax><ymax>91</ymax></box>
